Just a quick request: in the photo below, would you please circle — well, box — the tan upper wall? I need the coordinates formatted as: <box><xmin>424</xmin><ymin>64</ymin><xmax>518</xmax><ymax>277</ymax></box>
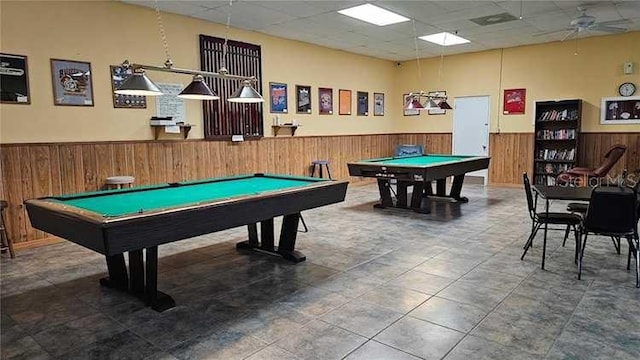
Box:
<box><xmin>396</xmin><ymin>31</ymin><xmax>640</xmax><ymax>133</ymax></box>
<box><xmin>1</xmin><ymin>1</ymin><xmax>638</xmax><ymax>144</ymax></box>
<box><xmin>0</xmin><ymin>0</ymin><xmax>397</xmax><ymax>143</ymax></box>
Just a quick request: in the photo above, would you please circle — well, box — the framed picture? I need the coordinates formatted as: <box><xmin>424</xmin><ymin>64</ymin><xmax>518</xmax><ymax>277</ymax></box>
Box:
<box><xmin>0</xmin><ymin>53</ymin><xmax>30</xmax><ymax>104</ymax></box>
<box><xmin>600</xmin><ymin>96</ymin><xmax>640</xmax><ymax>124</ymax></box>
<box><xmin>269</xmin><ymin>82</ymin><xmax>287</xmax><ymax>113</ymax></box>
<box><xmin>50</xmin><ymin>59</ymin><xmax>94</xmax><ymax>106</ymax></box>
<box><xmin>373</xmin><ymin>92</ymin><xmax>384</xmax><ymax>116</ymax></box>
<box><xmin>403</xmin><ymin>93</ymin><xmax>419</xmax><ymax>116</ymax></box>
<box><xmin>339</xmin><ymin>89</ymin><xmax>352</xmax><ymax>115</ymax></box>
<box><xmin>427</xmin><ymin>91</ymin><xmax>446</xmax><ymax>115</ymax></box>
<box><xmin>503</xmin><ymin>88</ymin><xmax>526</xmax><ymax>115</ymax></box>
<box><xmin>357</xmin><ymin>91</ymin><xmax>369</xmax><ymax>116</ymax></box>
<box><xmin>110</xmin><ymin>65</ymin><xmax>146</xmax><ymax>109</ymax></box>
<box><xmin>318</xmin><ymin>87</ymin><xmax>333</xmax><ymax>115</ymax></box>
<box><xmin>296</xmin><ymin>85</ymin><xmax>311</xmax><ymax>114</ymax></box>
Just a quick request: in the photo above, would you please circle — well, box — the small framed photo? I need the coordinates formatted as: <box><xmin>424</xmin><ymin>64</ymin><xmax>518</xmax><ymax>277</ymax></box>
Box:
<box><xmin>110</xmin><ymin>65</ymin><xmax>146</xmax><ymax>109</ymax></box>
<box><xmin>403</xmin><ymin>93</ymin><xmax>419</xmax><ymax>116</ymax></box>
<box><xmin>339</xmin><ymin>89</ymin><xmax>352</xmax><ymax>115</ymax></box>
<box><xmin>50</xmin><ymin>58</ymin><xmax>94</xmax><ymax>106</ymax></box>
<box><xmin>428</xmin><ymin>91</ymin><xmax>446</xmax><ymax>115</ymax></box>
<box><xmin>600</xmin><ymin>96</ymin><xmax>640</xmax><ymax>124</ymax></box>
<box><xmin>1</xmin><ymin>53</ymin><xmax>30</xmax><ymax>104</ymax></box>
<box><xmin>296</xmin><ymin>85</ymin><xmax>311</xmax><ymax>114</ymax></box>
<box><xmin>357</xmin><ymin>91</ymin><xmax>369</xmax><ymax>116</ymax></box>
<box><xmin>503</xmin><ymin>88</ymin><xmax>526</xmax><ymax>115</ymax></box>
<box><xmin>269</xmin><ymin>82</ymin><xmax>288</xmax><ymax>113</ymax></box>
<box><xmin>373</xmin><ymin>92</ymin><xmax>384</xmax><ymax>116</ymax></box>
<box><xmin>318</xmin><ymin>87</ymin><xmax>333</xmax><ymax>115</ymax></box>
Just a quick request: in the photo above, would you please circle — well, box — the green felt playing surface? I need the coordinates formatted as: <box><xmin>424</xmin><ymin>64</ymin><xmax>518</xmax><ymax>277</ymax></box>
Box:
<box><xmin>364</xmin><ymin>155</ymin><xmax>471</xmax><ymax>166</ymax></box>
<box><xmin>53</xmin><ymin>175</ymin><xmax>321</xmax><ymax>217</ymax></box>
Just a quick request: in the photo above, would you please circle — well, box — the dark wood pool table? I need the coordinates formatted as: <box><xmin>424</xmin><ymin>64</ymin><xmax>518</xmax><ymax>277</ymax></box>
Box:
<box><xmin>25</xmin><ymin>173</ymin><xmax>348</xmax><ymax>311</ymax></box>
<box><xmin>348</xmin><ymin>154</ymin><xmax>490</xmax><ymax>213</ymax></box>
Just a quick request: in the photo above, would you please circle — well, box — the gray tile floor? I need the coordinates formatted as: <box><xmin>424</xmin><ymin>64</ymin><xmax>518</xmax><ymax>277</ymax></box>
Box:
<box><xmin>2</xmin><ymin>183</ymin><xmax>639</xmax><ymax>360</ymax></box>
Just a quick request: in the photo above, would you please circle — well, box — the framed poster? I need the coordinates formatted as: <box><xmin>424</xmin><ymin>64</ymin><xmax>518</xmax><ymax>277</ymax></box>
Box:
<box><xmin>357</xmin><ymin>91</ymin><xmax>369</xmax><ymax>116</ymax></box>
<box><xmin>110</xmin><ymin>65</ymin><xmax>146</xmax><ymax>109</ymax></box>
<box><xmin>318</xmin><ymin>87</ymin><xmax>333</xmax><ymax>115</ymax></box>
<box><xmin>50</xmin><ymin>59</ymin><xmax>94</xmax><ymax>106</ymax></box>
<box><xmin>428</xmin><ymin>91</ymin><xmax>446</xmax><ymax>115</ymax></box>
<box><xmin>600</xmin><ymin>96</ymin><xmax>640</xmax><ymax>124</ymax></box>
<box><xmin>269</xmin><ymin>82</ymin><xmax>287</xmax><ymax>113</ymax></box>
<box><xmin>296</xmin><ymin>85</ymin><xmax>311</xmax><ymax>114</ymax></box>
<box><xmin>339</xmin><ymin>89</ymin><xmax>351</xmax><ymax>115</ymax></box>
<box><xmin>403</xmin><ymin>93</ymin><xmax>419</xmax><ymax>116</ymax></box>
<box><xmin>373</xmin><ymin>92</ymin><xmax>384</xmax><ymax>116</ymax></box>
<box><xmin>503</xmin><ymin>88</ymin><xmax>526</xmax><ymax>114</ymax></box>
<box><xmin>0</xmin><ymin>53</ymin><xmax>30</xmax><ymax>104</ymax></box>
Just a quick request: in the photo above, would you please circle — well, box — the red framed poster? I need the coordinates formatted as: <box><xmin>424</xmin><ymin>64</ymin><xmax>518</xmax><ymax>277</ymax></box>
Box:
<box><xmin>503</xmin><ymin>88</ymin><xmax>526</xmax><ymax>115</ymax></box>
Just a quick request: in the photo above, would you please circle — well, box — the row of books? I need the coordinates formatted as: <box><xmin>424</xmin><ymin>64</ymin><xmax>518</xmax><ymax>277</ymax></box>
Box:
<box><xmin>535</xmin><ymin>175</ymin><xmax>558</xmax><ymax>186</ymax></box>
<box><xmin>536</xmin><ymin>129</ymin><xmax>576</xmax><ymax>140</ymax></box>
<box><xmin>535</xmin><ymin>163</ymin><xmax>571</xmax><ymax>175</ymax></box>
<box><xmin>536</xmin><ymin>109</ymin><xmax>579</xmax><ymax>122</ymax></box>
<box><xmin>536</xmin><ymin>148</ymin><xmax>576</xmax><ymax>161</ymax></box>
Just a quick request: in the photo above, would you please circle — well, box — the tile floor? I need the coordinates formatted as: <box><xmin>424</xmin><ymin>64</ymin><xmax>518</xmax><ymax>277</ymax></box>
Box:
<box><xmin>1</xmin><ymin>183</ymin><xmax>639</xmax><ymax>360</ymax></box>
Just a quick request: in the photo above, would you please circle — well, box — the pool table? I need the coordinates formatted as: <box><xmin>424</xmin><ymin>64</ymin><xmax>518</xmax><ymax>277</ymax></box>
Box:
<box><xmin>25</xmin><ymin>173</ymin><xmax>348</xmax><ymax>311</ymax></box>
<box><xmin>348</xmin><ymin>154</ymin><xmax>490</xmax><ymax>213</ymax></box>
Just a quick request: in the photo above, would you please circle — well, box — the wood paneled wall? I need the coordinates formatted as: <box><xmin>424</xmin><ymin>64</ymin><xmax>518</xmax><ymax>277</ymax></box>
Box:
<box><xmin>2</xmin><ymin>131</ymin><xmax>637</xmax><ymax>247</ymax></box>
<box><xmin>0</xmin><ymin>133</ymin><xmax>452</xmax><ymax>246</ymax></box>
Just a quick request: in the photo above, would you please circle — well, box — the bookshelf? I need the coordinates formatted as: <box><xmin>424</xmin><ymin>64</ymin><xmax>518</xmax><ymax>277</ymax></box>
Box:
<box><xmin>533</xmin><ymin>99</ymin><xmax>582</xmax><ymax>185</ymax></box>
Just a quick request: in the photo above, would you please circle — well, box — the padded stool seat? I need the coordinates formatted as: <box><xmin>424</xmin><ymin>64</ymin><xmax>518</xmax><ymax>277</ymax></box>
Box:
<box><xmin>310</xmin><ymin>160</ymin><xmax>332</xmax><ymax>179</ymax></box>
<box><xmin>105</xmin><ymin>176</ymin><xmax>135</xmax><ymax>190</ymax></box>
<box><xmin>0</xmin><ymin>200</ymin><xmax>15</xmax><ymax>258</ymax></box>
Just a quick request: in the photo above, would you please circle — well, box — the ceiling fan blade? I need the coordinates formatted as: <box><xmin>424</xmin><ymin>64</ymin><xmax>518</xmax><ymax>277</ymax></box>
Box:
<box><xmin>594</xmin><ymin>19</ymin><xmax>631</xmax><ymax>26</ymax></box>
<box><xmin>589</xmin><ymin>25</ymin><xmax>627</xmax><ymax>33</ymax></box>
<box><xmin>533</xmin><ymin>27</ymin><xmax>574</xmax><ymax>37</ymax></box>
<box><xmin>561</xmin><ymin>29</ymin><xmax>578</xmax><ymax>42</ymax></box>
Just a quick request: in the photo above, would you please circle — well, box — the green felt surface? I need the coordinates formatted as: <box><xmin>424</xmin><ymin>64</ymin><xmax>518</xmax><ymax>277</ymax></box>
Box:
<box><xmin>53</xmin><ymin>175</ymin><xmax>320</xmax><ymax>217</ymax></box>
<box><xmin>364</xmin><ymin>155</ymin><xmax>471</xmax><ymax>166</ymax></box>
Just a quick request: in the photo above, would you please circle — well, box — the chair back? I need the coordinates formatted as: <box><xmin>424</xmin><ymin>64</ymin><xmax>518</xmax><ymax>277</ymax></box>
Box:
<box><xmin>395</xmin><ymin>144</ymin><xmax>423</xmax><ymax>157</ymax></box>
<box><xmin>584</xmin><ymin>186</ymin><xmax>637</xmax><ymax>235</ymax></box>
<box><xmin>593</xmin><ymin>144</ymin><xmax>626</xmax><ymax>177</ymax></box>
<box><xmin>522</xmin><ymin>173</ymin><xmax>536</xmax><ymax>219</ymax></box>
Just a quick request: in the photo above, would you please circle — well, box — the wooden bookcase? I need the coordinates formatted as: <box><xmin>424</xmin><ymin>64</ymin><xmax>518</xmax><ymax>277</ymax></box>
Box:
<box><xmin>533</xmin><ymin>99</ymin><xmax>582</xmax><ymax>185</ymax></box>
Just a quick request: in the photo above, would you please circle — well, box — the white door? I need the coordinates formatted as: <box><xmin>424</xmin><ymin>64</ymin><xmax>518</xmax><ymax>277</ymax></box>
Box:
<box><xmin>453</xmin><ymin>96</ymin><xmax>490</xmax><ymax>184</ymax></box>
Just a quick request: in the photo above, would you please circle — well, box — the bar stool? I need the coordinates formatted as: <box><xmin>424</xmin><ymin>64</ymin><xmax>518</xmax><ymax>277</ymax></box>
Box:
<box><xmin>310</xmin><ymin>160</ymin><xmax>332</xmax><ymax>179</ymax></box>
<box><xmin>105</xmin><ymin>176</ymin><xmax>135</xmax><ymax>190</ymax></box>
<box><xmin>1</xmin><ymin>200</ymin><xmax>15</xmax><ymax>258</ymax></box>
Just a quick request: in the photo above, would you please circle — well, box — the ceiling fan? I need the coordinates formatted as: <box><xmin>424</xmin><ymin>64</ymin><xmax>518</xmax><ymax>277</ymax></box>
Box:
<box><xmin>535</xmin><ymin>7</ymin><xmax>629</xmax><ymax>41</ymax></box>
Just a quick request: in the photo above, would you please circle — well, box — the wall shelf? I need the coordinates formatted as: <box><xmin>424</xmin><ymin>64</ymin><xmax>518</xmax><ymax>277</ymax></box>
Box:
<box><xmin>272</xmin><ymin>124</ymin><xmax>299</xmax><ymax>136</ymax></box>
<box><xmin>151</xmin><ymin>124</ymin><xmax>193</xmax><ymax>140</ymax></box>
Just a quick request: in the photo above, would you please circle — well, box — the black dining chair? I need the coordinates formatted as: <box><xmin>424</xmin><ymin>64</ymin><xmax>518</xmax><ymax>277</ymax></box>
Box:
<box><xmin>567</xmin><ymin>201</ymin><xmax>622</xmax><ymax>254</ymax></box>
<box><xmin>521</xmin><ymin>173</ymin><xmax>582</xmax><ymax>269</ymax></box>
<box><xmin>578</xmin><ymin>186</ymin><xmax>639</xmax><ymax>287</ymax></box>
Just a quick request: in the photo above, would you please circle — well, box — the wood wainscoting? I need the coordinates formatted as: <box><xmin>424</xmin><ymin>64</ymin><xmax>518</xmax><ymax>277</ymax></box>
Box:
<box><xmin>579</xmin><ymin>132</ymin><xmax>640</xmax><ymax>179</ymax></box>
<box><xmin>0</xmin><ymin>133</ymin><xmax>452</xmax><ymax>247</ymax></box>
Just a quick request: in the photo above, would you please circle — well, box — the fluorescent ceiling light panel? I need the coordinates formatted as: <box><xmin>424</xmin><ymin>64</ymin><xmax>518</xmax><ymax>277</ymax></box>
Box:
<box><xmin>420</xmin><ymin>32</ymin><xmax>471</xmax><ymax>46</ymax></box>
<box><xmin>337</xmin><ymin>4</ymin><xmax>410</xmax><ymax>26</ymax></box>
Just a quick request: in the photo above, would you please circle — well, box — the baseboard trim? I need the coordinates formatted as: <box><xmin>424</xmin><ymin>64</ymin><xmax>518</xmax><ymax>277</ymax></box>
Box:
<box><xmin>13</xmin><ymin>236</ymin><xmax>63</xmax><ymax>251</ymax></box>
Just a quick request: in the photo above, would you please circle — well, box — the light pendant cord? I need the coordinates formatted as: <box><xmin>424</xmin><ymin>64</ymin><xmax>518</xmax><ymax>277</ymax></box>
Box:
<box><xmin>154</xmin><ymin>0</ymin><xmax>172</xmax><ymax>66</ymax></box>
<box><xmin>519</xmin><ymin>0</ymin><xmax>523</xmax><ymax>20</ymax></box>
<box><xmin>412</xmin><ymin>20</ymin><xmax>422</xmax><ymax>86</ymax></box>
<box><xmin>221</xmin><ymin>0</ymin><xmax>234</xmax><ymax>71</ymax></box>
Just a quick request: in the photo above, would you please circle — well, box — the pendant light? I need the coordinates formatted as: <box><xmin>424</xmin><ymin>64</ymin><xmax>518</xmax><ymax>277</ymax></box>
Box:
<box><xmin>114</xmin><ymin>68</ymin><xmax>162</xmax><ymax>96</ymax></box>
<box><xmin>178</xmin><ymin>75</ymin><xmax>219</xmax><ymax>100</ymax></box>
<box><xmin>228</xmin><ymin>79</ymin><xmax>264</xmax><ymax>103</ymax></box>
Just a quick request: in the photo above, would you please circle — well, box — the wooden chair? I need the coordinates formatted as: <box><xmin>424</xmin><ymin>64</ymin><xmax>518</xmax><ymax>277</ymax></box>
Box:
<box><xmin>0</xmin><ymin>200</ymin><xmax>15</xmax><ymax>258</ymax></box>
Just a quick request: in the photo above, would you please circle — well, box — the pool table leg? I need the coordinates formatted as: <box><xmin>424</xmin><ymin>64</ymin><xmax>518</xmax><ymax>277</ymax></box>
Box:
<box><xmin>278</xmin><ymin>213</ymin><xmax>306</xmax><ymax>263</ymax></box>
<box><xmin>449</xmin><ymin>175</ymin><xmax>469</xmax><ymax>202</ymax></box>
<box><xmin>237</xmin><ymin>215</ymin><xmax>306</xmax><ymax>263</ymax></box>
<box><xmin>145</xmin><ymin>246</ymin><xmax>176</xmax><ymax>312</ymax></box>
<box><xmin>374</xmin><ymin>179</ymin><xmax>394</xmax><ymax>209</ymax></box>
<box><xmin>411</xmin><ymin>181</ymin><xmax>431</xmax><ymax>214</ymax></box>
<box><xmin>101</xmin><ymin>254</ymin><xmax>129</xmax><ymax>291</ymax></box>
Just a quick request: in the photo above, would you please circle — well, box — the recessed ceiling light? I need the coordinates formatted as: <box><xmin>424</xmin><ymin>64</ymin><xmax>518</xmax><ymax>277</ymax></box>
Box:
<box><xmin>337</xmin><ymin>3</ymin><xmax>410</xmax><ymax>26</ymax></box>
<box><xmin>419</xmin><ymin>32</ymin><xmax>471</xmax><ymax>46</ymax></box>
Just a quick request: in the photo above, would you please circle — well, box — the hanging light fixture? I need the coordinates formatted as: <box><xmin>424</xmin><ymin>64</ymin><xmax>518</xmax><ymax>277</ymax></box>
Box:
<box><xmin>114</xmin><ymin>66</ymin><xmax>162</xmax><ymax>96</ymax></box>
<box><xmin>115</xmin><ymin>0</ymin><xmax>262</xmax><ymax>103</ymax></box>
<box><xmin>403</xmin><ymin>20</ymin><xmax>452</xmax><ymax>112</ymax></box>
<box><xmin>178</xmin><ymin>75</ymin><xmax>219</xmax><ymax>100</ymax></box>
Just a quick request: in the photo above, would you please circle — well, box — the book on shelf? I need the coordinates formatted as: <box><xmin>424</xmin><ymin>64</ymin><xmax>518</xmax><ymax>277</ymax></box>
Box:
<box><xmin>536</xmin><ymin>129</ymin><xmax>576</xmax><ymax>140</ymax></box>
<box><xmin>537</xmin><ymin>108</ymin><xmax>578</xmax><ymax>122</ymax></box>
<box><xmin>536</xmin><ymin>148</ymin><xmax>575</xmax><ymax>161</ymax></box>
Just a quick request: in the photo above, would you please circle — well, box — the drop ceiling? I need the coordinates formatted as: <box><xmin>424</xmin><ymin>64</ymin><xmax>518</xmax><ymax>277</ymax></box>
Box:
<box><xmin>122</xmin><ymin>1</ymin><xmax>640</xmax><ymax>61</ymax></box>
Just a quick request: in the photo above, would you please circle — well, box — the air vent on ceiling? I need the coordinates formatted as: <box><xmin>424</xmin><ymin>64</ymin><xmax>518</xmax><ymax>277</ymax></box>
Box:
<box><xmin>469</xmin><ymin>12</ymin><xmax>518</xmax><ymax>26</ymax></box>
